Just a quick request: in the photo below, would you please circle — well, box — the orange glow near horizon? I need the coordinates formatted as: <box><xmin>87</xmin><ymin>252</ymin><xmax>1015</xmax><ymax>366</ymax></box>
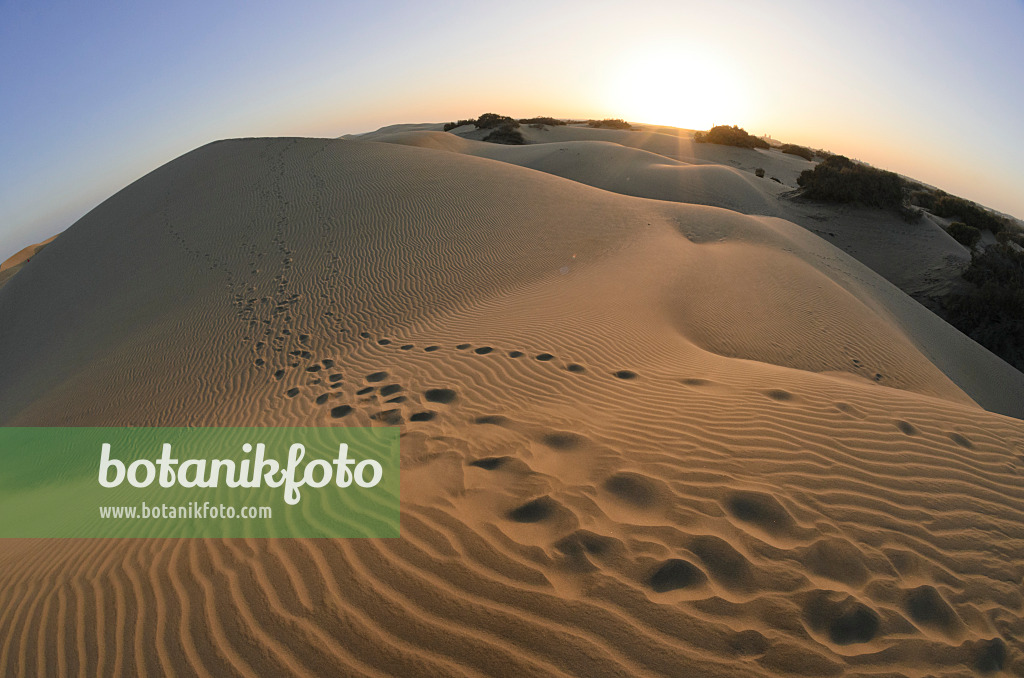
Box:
<box><xmin>603</xmin><ymin>47</ymin><xmax>750</xmax><ymax>131</ymax></box>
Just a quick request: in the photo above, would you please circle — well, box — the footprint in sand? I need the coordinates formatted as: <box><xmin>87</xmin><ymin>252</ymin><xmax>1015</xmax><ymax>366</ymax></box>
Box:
<box><xmin>895</xmin><ymin>420</ymin><xmax>919</xmax><ymax>435</ymax></box>
<box><xmin>474</xmin><ymin>414</ymin><xmax>509</xmax><ymax>426</ymax></box>
<box><xmin>507</xmin><ymin>496</ymin><xmax>558</xmax><ymax>523</ymax></box>
<box><xmin>647</xmin><ymin>559</ymin><xmax>707</xmax><ymax>592</ymax></box>
<box><xmin>468</xmin><ymin>456</ymin><xmax>511</xmax><ymax>470</ymax></box>
<box><xmin>947</xmin><ymin>432</ymin><xmax>973</xmax><ymax>449</ymax></box>
<box><xmin>425</xmin><ymin>388</ymin><xmax>457</xmax><ymax>404</ymax></box>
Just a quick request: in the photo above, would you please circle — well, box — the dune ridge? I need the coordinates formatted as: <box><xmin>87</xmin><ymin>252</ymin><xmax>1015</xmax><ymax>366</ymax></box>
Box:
<box><xmin>1</xmin><ymin>135</ymin><xmax>1022</xmax><ymax>676</ymax></box>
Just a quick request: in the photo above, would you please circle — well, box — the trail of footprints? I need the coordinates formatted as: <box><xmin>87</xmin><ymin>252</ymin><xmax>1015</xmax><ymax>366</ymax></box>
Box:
<box><xmin>261</xmin><ymin>331</ymin><xmax>1005</xmax><ymax>670</ymax></box>
<box><xmin>271</xmin><ymin>333</ymin><xmax>975</xmax><ymax>459</ymax></box>
<box><xmin>274</xmin><ymin>335</ymin><xmax>646</xmax><ymax>427</ymax></box>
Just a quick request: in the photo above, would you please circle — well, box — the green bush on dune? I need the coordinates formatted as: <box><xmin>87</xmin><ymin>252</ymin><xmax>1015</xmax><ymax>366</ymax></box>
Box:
<box><xmin>441</xmin><ymin>113</ymin><xmax>525</xmax><ymax>144</ymax></box>
<box><xmin>910</xmin><ymin>190</ymin><xmax>1010</xmax><ymax>234</ymax></box>
<box><xmin>796</xmin><ymin>155</ymin><xmax>905</xmax><ymax>208</ymax></box>
<box><xmin>780</xmin><ymin>143</ymin><xmax>814</xmax><ymax>161</ymax></box>
<box><xmin>693</xmin><ymin>125</ymin><xmax>770</xmax><ymax>149</ymax></box>
<box><xmin>482</xmin><ymin>124</ymin><xmax>525</xmax><ymax>145</ymax></box>
<box><xmin>442</xmin><ymin>118</ymin><xmax>476</xmax><ymax>132</ymax></box>
<box><xmin>443</xmin><ymin>113</ymin><xmax>521</xmax><ymax>132</ymax></box>
<box><xmin>944</xmin><ymin>244</ymin><xmax>1024</xmax><ymax>371</ymax></box>
<box><xmin>587</xmin><ymin>118</ymin><xmax>633</xmax><ymax>130</ymax></box>
<box><xmin>519</xmin><ymin>117</ymin><xmax>566</xmax><ymax>126</ymax></box>
<box><xmin>475</xmin><ymin>113</ymin><xmax>520</xmax><ymax>130</ymax></box>
<box><xmin>947</xmin><ymin>222</ymin><xmax>981</xmax><ymax>249</ymax></box>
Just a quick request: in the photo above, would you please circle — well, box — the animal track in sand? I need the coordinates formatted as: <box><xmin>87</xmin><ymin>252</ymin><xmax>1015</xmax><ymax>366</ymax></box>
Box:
<box><xmin>947</xmin><ymin>432</ymin><xmax>973</xmax><ymax>449</ymax></box>
<box><xmin>365</xmin><ymin>371</ymin><xmax>388</xmax><ymax>382</ymax></box>
<box><xmin>895</xmin><ymin>420</ymin><xmax>918</xmax><ymax>435</ymax></box>
<box><xmin>802</xmin><ymin>592</ymin><xmax>881</xmax><ymax>645</ymax></box>
<box><xmin>468</xmin><ymin>456</ymin><xmax>511</xmax><ymax>470</ymax></box>
<box><xmin>372</xmin><ymin>409</ymin><xmax>403</xmax><ymax>425</ymax></box>
<box><xmin>540</xmin><ymin>431</ymin><xmax>586</xmax><ymax>450</ymax></box>
<box><xmin>903</xmin><ymin>585</ymin><xmax>962</xmax><ymax>636</ymax></box>
<box><xmin>648</xmin><ymin>559</ymin><xmax>707</xmax><ymax>592</ymax></box>
<box><xmin>603</xmin><ymin>472</ymin><xmax>660</xmax><ymax>508</ymax></box>
<box><xmin>379</xmin><ymin>384</ymin><xmax>402</xmax><ymax>397</ymax></box>
<box><xmin>474</xmin><ymin>415</ymin><xmax>509</xmax><ymax>426</ymax></box>
<box><xmin>614</xmin><ymin>370</ymin><xmax>638</xmax><ymax>380</ymax></box>
<box><xmin>425</xmin><ymin>388</ymin><xmax>457</xmax><ymax>404</ymax></box>
<box><xmin>507</xmin><ymin>496</ymin><xmax>558</xmax><ymax>523</ymax></box>
<box><xmin>725</xmin><ymin>490</ymin><xmax>796</xmax><ymax>536</ymax></box>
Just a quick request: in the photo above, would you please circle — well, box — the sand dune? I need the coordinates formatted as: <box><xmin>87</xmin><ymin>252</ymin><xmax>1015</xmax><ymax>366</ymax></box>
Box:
<box><xmin>0</xmin><ymin>234</ymin><xmax>58</xmax><ymax>290</ymax></box>
<box><xmin>1</xmin><ymin>134</ymin><xmax>1023</xmax><ymax>676</ymax></box>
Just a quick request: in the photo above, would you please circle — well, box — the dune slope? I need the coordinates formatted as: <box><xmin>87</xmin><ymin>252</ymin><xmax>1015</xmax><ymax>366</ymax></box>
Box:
<box><xmin>1</xmin><ymin>137</ymin><xmax>1023</xmax><ymax>676</ymax></box>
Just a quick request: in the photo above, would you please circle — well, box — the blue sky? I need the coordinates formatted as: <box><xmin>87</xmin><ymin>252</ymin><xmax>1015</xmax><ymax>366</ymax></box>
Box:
<box><xmin>2</xmin><ymin>0</ymin><xmax>1023</xmax><ymax>259</ymax></box>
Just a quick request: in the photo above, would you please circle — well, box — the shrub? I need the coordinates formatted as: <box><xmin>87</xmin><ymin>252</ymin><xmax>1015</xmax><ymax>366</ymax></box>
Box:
<box><xmin>475</xmin><ymin>113</ymin><xmax>519</xmax><ymax>130</ymax></box>
<box><xmin>587</xmin><ymin>118</ymin><xmax>633</xmax><ymax>130</ymax></box>
<box><xmin>780</xmin><ymin>143</ymin><xmax>814</xmax><ymax>161</ymax></box>
<box><xmin>932</xmin><ymin>194</ymin><xmax>1009</xmax><ymax>234</ymax></box>
<box><xmin>796</xmin><ymin>155</ymin><xmax>905</xmax><ymax>208</ymax></box>
<box><xmin>482</xmin><ymin>124</ymin><xmax>525</xmax><ymax>145</ymax></box>
<box><xmin>943</xmin><ymin>244</ymin><xmax>1024</xmax><ymax>371</ymax></box>
<box><xmin>908</xmin><ymin>189</ymin><xmax>937</xmax><ymax>211</ymax></box>
<box><xmin>693</xmin><ymin>125</ymin><xmax>770</xmax><ymax>149</ymax></box>
<box><xmin>947</xmin><ymin>222</ymin><xmax>981</xmax><ymax>249</ymax></box>
<box><xmin>519</xmin><ymin>117</ymin><xmax>566</xmax><ymax>126</ymax></box>
<box><xmin>899</xmin><ymin>204</ymin><xmax>923</xmax><ymax>223</ymax></box>
<box><xmin>755</xmin><ymin>168</ymin><xmax>765</xmax><ymax>178</ymax></box>
<box><xmin>443</xmin><ymin>118</ymin><xmax>475</xmax><ymax>132</ymax></box>
<box><xmin>997</xmin><ymin>230</ymin><xmax>1024</xmax><ymax>247</ymax></box>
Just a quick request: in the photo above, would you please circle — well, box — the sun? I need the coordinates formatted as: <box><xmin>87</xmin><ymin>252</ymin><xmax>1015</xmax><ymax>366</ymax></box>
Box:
<box><xmin>604</xmin><ymin>47</ymin><xmax>749</xmax><ymax>131</ymax></box>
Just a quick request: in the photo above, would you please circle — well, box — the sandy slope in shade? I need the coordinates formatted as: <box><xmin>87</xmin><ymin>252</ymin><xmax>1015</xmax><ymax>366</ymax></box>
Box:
<box><xmin>1</xmin><ymin>137</ymin><xmax>1024</xmax><ymax>676</ymax></box>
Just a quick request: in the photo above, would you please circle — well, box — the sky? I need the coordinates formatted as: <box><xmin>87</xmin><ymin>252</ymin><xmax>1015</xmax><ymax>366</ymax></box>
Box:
<box><xmin>2</xmin><ymin>0</ymin><xmax>1023</xmax><ymax>260</ymax></box>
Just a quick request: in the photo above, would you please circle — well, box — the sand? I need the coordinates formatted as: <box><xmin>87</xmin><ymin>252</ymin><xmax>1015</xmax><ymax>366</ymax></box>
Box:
<box><xmin>0</xmin><ymin>234</ymin><xmax>58</xmax><ymax>291</ymax></box>
<box><xmin>0</xmin><ymin>128</ymin><xmax>1022</xmax><ymax>676</ymax></box>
